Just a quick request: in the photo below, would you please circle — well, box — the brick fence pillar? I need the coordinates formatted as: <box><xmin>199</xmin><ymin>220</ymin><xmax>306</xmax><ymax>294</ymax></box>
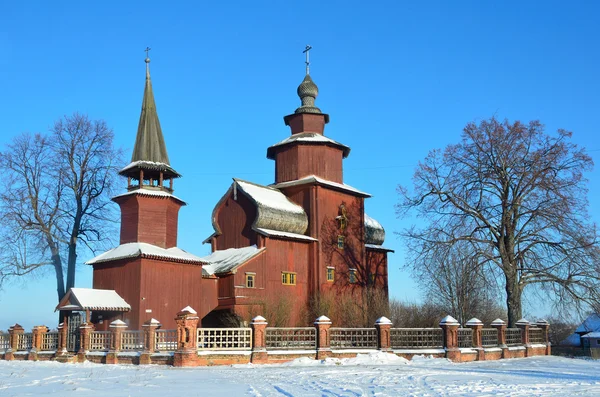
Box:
<box><xmin>440</xmin><ymin>315</ymin><xmax>461</xmax><ymax>362</ymax></box>
<box><xmin>535</xmin><ymin>319</ymin><xmax>551</xmax><ymax>355</ymax></box>
<box><xmin>375</xmin><ymin>316</ymin><xmax>392</xmax><ymax>352</ymax></box>
<box><xmin>29</xmin><ymin>325</ymin><xmax>47</xmax><ymax>361</ymax></box>
<box><xmin>106</xmin><ymin>320</ymin><xmax>127</xmax><ymax>365</ymax></box>
<box><xmin>315</xmin><ymin>315</ymin><xmax>332</xmax><ymax>359</ymax></box>
<box><xmin>77</xmin><ymin>323</ymin><xmax>94</xmax><ymax>363</ymax></box>
<box><xmin>516</xmin><ymin>318</ymin><xmax>532</xmax><ymax>357</ymax></box>
<box><xmin>6</xmin><ymin>324</ymin><xmax>23</xmax><ymax>361</ymax></box>
<box><xmin>491</xmin><ymin>319</ymin><xmax>507</xmax><ymax>358</ymax></box>
<box><xmin>465</xmin><ymin>318</ymin><xmax>484</xmax><ymax>361</ymax></box>
<box><xmin>140</xmin><ymin>318</ymin><xmax>161</xmax><ymax>365</ymax></box>
<box><xmin>250</xmin><ymin>315</ymin><xmax>268</xmax><ymax>364</ymax></box>
<box><xmin>173</xmin><ymin>306</ymin><xmax>199</xmax><ymax>367</ymax></box>
<box><xmin>57</xmin><ymin>322</ymin><xmax>68</xmax><ymax>356</ymax></box>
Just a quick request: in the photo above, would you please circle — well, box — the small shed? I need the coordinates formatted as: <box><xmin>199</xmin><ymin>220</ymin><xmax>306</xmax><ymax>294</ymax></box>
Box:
<box><xmin>56</xmin><ymin>288</ymin><xmax>131</xmax><ymax>325</ymax></box>
<box><xmin>582</xmin><ymin>332</ymin><xmax>600</xmax><ymax>359</ymax></box>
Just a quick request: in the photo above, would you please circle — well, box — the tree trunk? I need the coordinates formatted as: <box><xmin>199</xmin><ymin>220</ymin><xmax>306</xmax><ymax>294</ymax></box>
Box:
<box><xmin>505</xmin><ymin>270</ymin><xmax>522</xmax><ymax>327</ymax></box>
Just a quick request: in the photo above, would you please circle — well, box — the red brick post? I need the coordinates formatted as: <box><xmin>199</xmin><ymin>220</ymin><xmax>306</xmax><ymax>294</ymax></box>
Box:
<box><xmin>250</xmin><ymin>315</ymin><xmax>268</xmax><ymax>364</ymax></box>
<box><xmin>173</xmin><ymin>306</ymin><xmax>199</xmax><ymax>367</ymax></box>
<box><xmin>375</xmin><ymin>316</ymin><xmax>392</xmax><ymax>352</ymax></box>
<box><xmin>6</xmin><ymin>324</ymin><xmax>23</xmax><ymax>361</ymax></box>
<box><xmin>491</xmin><ymin>318</ymin><xmax>507</xmax><ymax>358</ymax></box>
<box><xmin>106</xmin><ymin>319</ymin><xmax>127</xmax><ymax>365</ymax></box>
<box><xmin>77</xmin><ymin>323</ymin><xmax>94</xmax><ymax>363</ymax></box>
<box><xmin>140</xmin><ymin>318</ymin><xmax>161</xmax><ymax>365</ymax></box>
<box><xmin>439</xmin><ymin>315</ymin><xmax>461</xmax><ymax>362</ymax></box>
<box><xmin>314</xmin><ymin>315</ymin><xmax>332</xmax><ymax>359</ymax></box>
<box><xmin>57</xmin><ymin>322</ymin><xmax>68</xmax><ymax>356</ymax></box>
<box><xmin>29</xmin><ymin>325</ymin><xmax>47</xmax><ymax>361</ymax></box>
<box><xmin>516</xmin><ymin>318</ymin><xmax>532</xmax><ymax>357</ymax></box>
<box><xmin>536</xmin><ymin>319</ymin><xmax>551</xmax><ymax>355</ymax></box>
<box><xmin>465</xmin><ymin>318</ymin><xmax>484</xmax><ymax>361</ymax></box>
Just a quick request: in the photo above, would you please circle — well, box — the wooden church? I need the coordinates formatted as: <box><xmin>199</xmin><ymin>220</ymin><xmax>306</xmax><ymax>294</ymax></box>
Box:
<box><xmin>75</xmin><ymin>51</ymin><xmax>393</xmax><ymax>329</ymax></box>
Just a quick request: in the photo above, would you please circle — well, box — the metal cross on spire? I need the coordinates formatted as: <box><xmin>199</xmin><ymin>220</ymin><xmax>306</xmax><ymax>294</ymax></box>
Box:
<box><xmin>303</xmin><ymin>45</ymin><xmax>312</xmax><ymax>75</ymax></box>
<box><xmin>145</xmin><ymin>46</ymin><xmax>151</xmax><ymax>60</ymax></box>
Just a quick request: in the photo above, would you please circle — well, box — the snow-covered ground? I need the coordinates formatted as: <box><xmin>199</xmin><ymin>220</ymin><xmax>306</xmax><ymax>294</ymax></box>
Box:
<box><xmin>0</xmin><ymin>353</ymin><xmax>599</xmax><ymax>396</ymax></box>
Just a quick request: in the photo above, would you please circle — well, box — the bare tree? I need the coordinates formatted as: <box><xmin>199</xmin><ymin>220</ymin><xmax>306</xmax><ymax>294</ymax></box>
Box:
<box><xmin>397</xmin><ymin>117</ymin><xmax>600</xmax><ymax>326</ymax></box>
<box><xmin>414</xmin><ymin>240</ymin><xmax>503</xmax><ymax>325</ymax></box>
<box><xmin>0</xmin><ymin>113</ymin><xmax>123</xmax><ymax>303</ymax></box>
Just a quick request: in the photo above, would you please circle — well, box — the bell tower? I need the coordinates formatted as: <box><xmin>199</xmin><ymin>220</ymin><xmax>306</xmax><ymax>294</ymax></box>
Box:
<box><xmin>114</xmin><ymin>51</ymin><xmax>185</xmax><ymax>249</ymax></box>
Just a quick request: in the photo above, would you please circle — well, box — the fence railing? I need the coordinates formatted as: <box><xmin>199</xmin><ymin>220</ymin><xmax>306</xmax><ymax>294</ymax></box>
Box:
<box><xmin>17</xmin><ymin>333</ymin><xmax>33</xmax><ymax>351</ymax></box>
<box><xmin>155</xmin><ymin>329</ymin><xmax>178</xmax><ymax>351</ymax></box>
<box><xmin>89</xmin><ymin>331</ymin><xmax>111</xmax><ymax>351</ymax></box>
<box><xmin>121</xmin><ymin>330</ymin><xmax>144</xmax><ymax>351</ymax></box>
<box><xmin>265</xmin><ymin>327</ymin><xmax>316</xmax><ymax>350</ymax></box>
<box><xmin>482</xmin><ymin>328</ymin><xmax>498</xmax><ymax>347</ymax></box>
<box><xmin>197</xmin><ymin>328</ymin><xmax>252</xmax><ymax>350</ymax></box>
<box><xmin>528</xmin><ymin>327</ymin><xmax>544</xmax><ymax>344</ymax></box>
<box><xmin>458</xmin><ymin>328</ymin><xmax>473</xmax><ymax>348</ymax></box>
<box><xmin>330</xmin><ymin>328</ymin><xmax>378</xmax><ymax>349</ymax></box>
<box><xmin>41</xmin><ymin>332</ymin><xmax>59</xmax><ymax>351</ymax></box>
<box><xmin>390</xmin><ymin>328</ymin><xmax>443</xmax><ymax>349</ymax></box>
<box><xmin>0</xmin><ymin>334</ymin><xmax>9</xmax><ymax>351</ymax></box>
<box><xmin>505</xmin><ymin>328</ymin><xmax>522</xmax><ymax>346</ymax></box>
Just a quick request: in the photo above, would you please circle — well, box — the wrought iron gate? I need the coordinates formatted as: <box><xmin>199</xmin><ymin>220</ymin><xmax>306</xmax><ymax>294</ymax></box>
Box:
<box><xmin>67</xmin><ymin>312</ymin><xmax>83</xmax><ymax>352</ymax></box>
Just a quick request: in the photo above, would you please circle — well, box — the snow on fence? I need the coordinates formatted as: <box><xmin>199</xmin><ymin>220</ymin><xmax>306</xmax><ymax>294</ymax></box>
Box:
<box><xmin>41</xmin><ymin>332</ymin><xmax>59</xmax><ymax>351</ymax></box>
<box><xmin>389</xmin><ymin>328</ymin><xmax>443</xmax><ymax>349</ymax></box>
<box><xmin>528</xmin><ymin>327</ymin><xmax>544</xmax><ymax>344</ymax></box>
<box><xmin>121</xmin><ymin>330</ymin><xmax>144</xmax><ymax>351</ymax></box>
<box><xmin>0</xmin><ymin>334</ymin><xmax>9</xmax><ymax>351</ymax></box>
<box><xmin>505</xmin><ymin>328</ymin><xmax>522</xmax><ymax>346</ymax></box>
<box><xmin>90</xmin><ymin>331</ymin><xmax>111</xmax><ymax>351</ymax></box>
<box><xmin>197</xmin><ymin>328</ymin><xmax>252</xmax><ymax>350</ymax></box>
<box><xmin>155</xmin><ymin>329</ymin><xmax>177</xmax><ymax>351</ymax></box>
<box><xmin>458</xmin><ymin>328</ymin><xmax>473</xmax><ymax>348</ymax></box>
<box><xmin>265</xmin><ymin>327</ymin><xmax>317</xmax><ymax>350</ymax></box>
<box><xmin>330</xmin><ymin>328</ymin><xmax>378</xmax><ymax>349</ymax></box>
<box><xmin>17</xmin><ymin>333</ymin><xmax>33</xmax><ymax>351</ymax></box>
<box><xmin>482</xmin><ymin>328</ymin><xmax>498</xmax><ymax>347</ymax></box>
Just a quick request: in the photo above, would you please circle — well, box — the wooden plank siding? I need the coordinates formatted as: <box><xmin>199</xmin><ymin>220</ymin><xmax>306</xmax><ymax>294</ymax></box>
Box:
<box><xmin>274</xmin><ymin>145</ymin><xmax>344</xmax><ymax>183</ymax></box>
<box><xmin>214</xmin><ymin>191</ymin><xmax>257</xmax><ymax>250</ymax></box>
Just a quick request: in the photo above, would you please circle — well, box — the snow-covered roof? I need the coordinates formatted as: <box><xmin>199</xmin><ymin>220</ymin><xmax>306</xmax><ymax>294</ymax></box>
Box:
<box><xmin>86</xmin><ymin>242</ymin><xmax>206</xmax><ymax>265</ymax></box>
<box><xmin>255</xmin><ymin>228</ymin><xmax>317</xmax><ymax>242</ymax></box>
<box><xmin>364</xmin><ymin>214</ymin><xmax>385</xmax><ymax>245</ymax></box>
<box><xmin>272</xmin><ymin>175</ymin><xmax>371</xmax><ymax>197</ymax></box>
<box><xmin>575</xmin><ymin>313</ymin><xmax>600</xmax><ymax>334</ymax></box>
<box><xmin>201</xmin><ymin>245</ymin><xmax>266</xmax><ymax>276</ymax></box>
<box><xmin>582</xmin><ymin>332</ymin><xmax>600</xmax><ymax>338</ymax></box>
<box><xmin>119</xmin><ymin>160</ymin><xmax>180</xmax><ymax>177</ymax></box>
<box><xmin>112</xmin><ymin>188</ymin><xmax>186</xmax><ymax>205</ymax></box>
<box><xmin>209</xmin><ymin>179</ymin><xmax>309</xmax><ymax>238</ymax></box>
<box><xmin>365</xmin><ymin>244</ymin><xmax>394</xmax><ymax>252</ymax></box>
<box><xmin>56</xmin><ymin>288</ymin><xmax>130</xmax><ymax>312</ymax></box>
<box><xmin>266</xmin><ymin>132</ymin><xmax>351</xmax><ymax>159</ymax></box>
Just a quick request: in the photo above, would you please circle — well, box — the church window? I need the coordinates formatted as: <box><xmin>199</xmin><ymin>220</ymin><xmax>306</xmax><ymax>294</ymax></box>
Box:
<box><xmin>282</xmin><ymin>272</ymin><xmax>296</xmax><ymax>285</ymax></box>
<box><xmin>337</xmin><ymin>235</ymin><xmax>345</xmax><ymax>249</ymax></box>
<box><xmin>327</xmin><ymin>267</ymin><xmax>335</xmax><ymax>282</ymax></box>
<box><xmin>349</xmin><ymin>269</ymin><xmax>357</xmax><ymax>284</ymax></box>
<box><xmin>245</xmin><ymin>273</ymin><xmax>255</xmax><ymax>288</ymax></box>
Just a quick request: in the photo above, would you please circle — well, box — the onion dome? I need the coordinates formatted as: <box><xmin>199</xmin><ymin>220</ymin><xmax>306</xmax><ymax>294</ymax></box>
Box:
<box><xmin>295</xmin><ymin>74</ymin><xmax>322</xmax><ymax>114</ymax></box>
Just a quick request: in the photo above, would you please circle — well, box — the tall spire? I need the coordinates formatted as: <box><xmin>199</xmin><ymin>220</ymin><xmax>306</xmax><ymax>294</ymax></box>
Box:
<box><xmin>119</xmin><ymin>49</ymin><xmax>180</xmax><ymax>187</ymax></box>
<box><xmin>131</xmin><ymin>48</ymin><xmax>171</xmax><ymax>165</ymax></box>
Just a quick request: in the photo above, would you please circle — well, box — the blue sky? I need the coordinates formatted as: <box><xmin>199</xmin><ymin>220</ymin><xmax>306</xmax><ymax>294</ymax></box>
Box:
<box><xmin>0</xmin><ymin>1</ymin><xmax>598</xmax><ymax>329</ymax></box>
